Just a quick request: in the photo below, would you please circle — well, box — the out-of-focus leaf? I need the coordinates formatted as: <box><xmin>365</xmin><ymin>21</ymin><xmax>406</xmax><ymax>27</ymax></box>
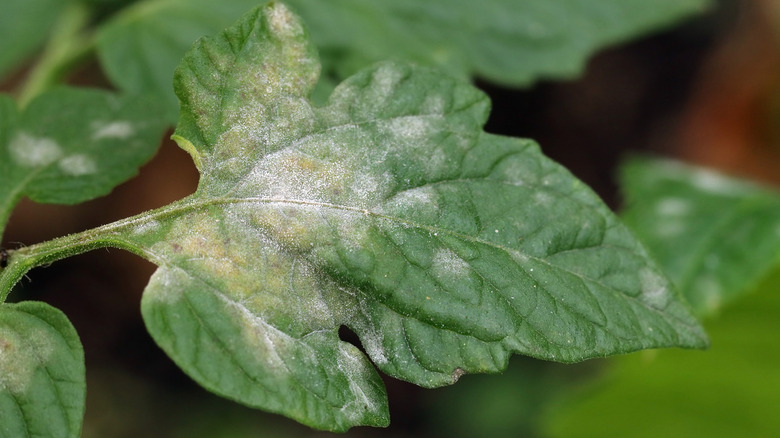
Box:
<box><xmin>287</xmin><ymin>0</ymin><xmax>710</xmax><ymax>84</ymax></box>
<box><xmin>95</xmin><ymin>0</ymin><xmax>261</xmax><ymax>122</ymax></box>
<box><xmin>0</xmin><ymin>0</ymin><xmax>66</xmax><ymax>79</ymax></box>
<box><xmin>96</xmin><ymin>0</ymin><xmax>710</xmax><ymax>122</ymax></box>
<box><xmin>0</xmin><ymin>301</ymin><xmax>85</xmax><ymax>438</ymax></box>
<box><xmin>620</xmin><ymin>157</ymin><xmax>780</xmax><ymax>316</ymax></box>
<box><xmin>544</xmin><ymin>268</ymin><xmax>780</xmax><ymax>438</ymax></box>
<box><xmin>0</xmin><ymin>88</ymin><xmax>167</xmax><ymax>240</ymax></box>
<box><xmin>104</xmin><ymin>4</ymin><xmax>706</xmax><ymax>431</ymax></box>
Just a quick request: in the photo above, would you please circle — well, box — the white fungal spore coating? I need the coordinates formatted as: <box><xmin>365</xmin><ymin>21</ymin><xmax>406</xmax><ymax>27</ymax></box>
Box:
<box><xmin>59</xmin><ymin>154</ymin><xmax>97</xmax><ymax>176</ymax></box>
<box><xmin>266</xmin><ymin>2</ymin><xmax>303</xmax><ymax>37</ymax></box>
<box><xmin>431</xmin><ymin>248</ymin><xmax>471</xmax><ymax>279</ymax></box>
<box><xmin>9</xmin><ymin>132</ymin><xmax>62</xmax><ymax>167</ymax></box>
<box><xmin>0</xmin><ymin>325</ymin><xmax>56</xmax><ymax>394</ymax></box>
<box><xmin>639</xmin><ymin>267</ymin><xmax>671</xmax><ymax>310</ymax></box>
<box><xmin>91</xmin><ymin>120</ymin><xmax>135</xmax><ymax>140</ymax></box>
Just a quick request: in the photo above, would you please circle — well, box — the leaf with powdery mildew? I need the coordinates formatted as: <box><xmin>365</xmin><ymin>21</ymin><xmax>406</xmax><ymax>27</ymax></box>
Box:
<box><xmin>0</xmin><ymin>88</ymin><xmax>167</xmax><ymax>240</ymax></box>
<box><xmin>621</xmin><ymin>157</ymin><xmax>780</xmax><ymax>316</ymax></box>
<box><xmin>0</xmin><ymin>301</ymin><xmax>86</xmax><ymax>438</ymax></box>
<box><xmin>113</xmin><ymin>3</ymin><xmax>707</xmax><ymax>431</ymax></box>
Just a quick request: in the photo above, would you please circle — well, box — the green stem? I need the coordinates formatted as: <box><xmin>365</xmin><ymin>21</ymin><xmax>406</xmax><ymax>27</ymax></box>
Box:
<box><xmin>0</xmin><ymin>198</ymin><xmax>190</xmax><ymax>302</ymax></box>
<box><xmin>17</xmin><ymin>2</ymin><xmax>96</xmax><ymax>107</ymax></box>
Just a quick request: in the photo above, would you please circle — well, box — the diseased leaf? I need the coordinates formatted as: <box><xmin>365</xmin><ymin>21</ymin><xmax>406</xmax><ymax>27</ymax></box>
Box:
<box><xmin>96</xmin><ymin>0</ymin><xmax>709</xmax><ymax>121</ymax></box>
<box><xmin>110</xmin><ymin>4</ymin><xmax>707</xmax><ymax>431</ymax></box>
<box><xmin>0</xmin><ymin>88</ymin><xmax>167</xmax><ymax>240</ymax></box>
<box><xmin>0</xmin><ymin>301</ymin><xmax>86</xmax><ymax>438</ymax></box>
<box><xmin>620</xmin><ymin>157</ymin><xmax>780</xmax><ymax>316</ymax></box>
<box><xmin>543</xmin><ymin>269</ymin><xmax>780</xmax><ymax>438</ymax></box>
<box><xmin>0</xmin><ymin>0</ymin><xmax>65</xmax><ymax>78</ymax></box>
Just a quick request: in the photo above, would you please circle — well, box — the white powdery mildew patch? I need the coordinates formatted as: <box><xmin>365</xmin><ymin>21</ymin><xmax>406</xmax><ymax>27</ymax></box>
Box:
<box><xmin>267</xmin><ymin>2</ymin><xmax>302</xmax><ymax>37</ymax></box>
<box><xmin>689</xmin><ymin>167</ymin><xmax>744</xmax><ymax>195</ymax></box>
<box><xmin>0</xmin><ymin>326</ymin><xmax>56</xmax><ymax>394</ymax></box>
<box><xmin>336</xmin><ymin>343</ymin><xmax>380</xmax><ymax>421</ymax></box>
<box><xmin>248</xmin><ymin>148</ymin><xmax>350</xmax><ymax>201</ymax></box>
<box><xmin>654</xmin><ymin>220</ymin><xmax>686</xmax><ymax>239</ymax></box>
<box><xmin>431</xmin><ymin>248</ymin><xmax>471</xmax><ymax>279</ymax></box>
<box><xmin>348</xmin><ymin>170</ymin><xmax>393</xmax><ymax>207</ymax></box>
<box><xmin>656</xmin><ymin>197</ymin><xmax>691</xmax><ymax>216</ymax></box>
<box><xmin>356</xmin><ymin>324</ymin><xmax>387</xmax><ymax>366</ymax></box>
<box><xmin>638</xmin><ymin>267</ymin><xmax>671</xmax><ymax>310</ymax></box>
<box><xmin>59</xmin><ymin>154</ymin><xmax>97</xmax><ymax>176</ymax></box>
<box><xmin>533</xmin><ymin>190</ymin><xmax>554</xmax><ymax>207</ymax></box>
<box><xmin>145</xmin><ymin>268</ymin><xmax>187</xmax><ymax>304</ymax></box>
<box><xmin>230</xmin><ymin>299</ymin><xmax>289</xmax><ymax>372</ymax></box>
<box><xmin>378</xmin><ymin>116</ymin><xmax>438</xmax><ymax>145</ymax></box>
<box><xmin>91</xmin><ymin>120</ymin><xmax>135</xmax><ymax>140</ymax></box>
<box><xmin>381</xmin><ymin>186</ymin><xmax>439</xmax><ymax>214</ymax></box>
<box><xmin>372</xmin><ymin>63</ymin><xmax>404</xmax><ymax>100</ymax></box>
<box><xmin>9</xmin><ymin>132</ymin><xmax>63</xmax><ymax>167</ymax></box>
<box><xmin>133</xmin><ymin>219</ymin><xmax>161</xmax><ymax>236</ymax></box>
<box><xmin>421</xmin><ymin>94</ymin><xmax>446</xmax><ymax>115</ymax></box>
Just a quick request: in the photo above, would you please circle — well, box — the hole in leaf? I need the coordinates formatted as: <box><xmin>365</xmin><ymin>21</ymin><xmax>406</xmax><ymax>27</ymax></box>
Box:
<box><xmin>337</xmin><ymin>325</ymin><xmax>366</xmax><ymax>354</ymax></box>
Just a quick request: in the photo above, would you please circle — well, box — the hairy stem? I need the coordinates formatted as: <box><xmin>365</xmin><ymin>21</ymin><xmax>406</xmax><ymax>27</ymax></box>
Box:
<box><xmin>0</xmin><ymin>198</ymin><xmax>189</xmax><ymax>302</ymax></box>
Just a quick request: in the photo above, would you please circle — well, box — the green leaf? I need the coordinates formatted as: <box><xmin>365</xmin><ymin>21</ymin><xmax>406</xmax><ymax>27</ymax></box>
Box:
<box><xmin>109</xmin><ymin>4</ymin><xmax>706</xmax><ymax>431</ymax></box>
<box><xmin>96</xmin><ymin>0</ymin><xmax>262</xmax><ymax>122</ymax></box>
<box><xmin>0</xmin><ymin>301</ymin><xmax>86</xmax><ymax>438</ymax></box>
<box><xmin>96</xmin><ymin>0</ymin><xmax>709</xmax><ymax>122</ymax></box>
<box><xmin>0</xmin><ymin>0</ymin><xmax>66</xmax><ymax>78</ymax></box>
<box><xmin>543</xmin><ymin>269</ymin><xmax>780</xmax><ymax>438</ymax></box>
<box><xmin>620</xmin><ymin>157</ymin><xmax>780</xmax><ymax>316</ymax></box>
<box><xmin>286</xmin><ymin>0</ymin><xmax>710</xmax><ymax>84</ymax></box>
<box><xmin>0</xmin><ymin>88</ymin><xmax>167</xmax><ymax>240</ymax></box>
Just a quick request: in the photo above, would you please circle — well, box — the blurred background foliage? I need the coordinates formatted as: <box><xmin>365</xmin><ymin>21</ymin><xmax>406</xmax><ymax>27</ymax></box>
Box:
<box><xmin>2</xmin><ymin>0</ymin><xmax>780</xmax><ymax>436</ymax></box>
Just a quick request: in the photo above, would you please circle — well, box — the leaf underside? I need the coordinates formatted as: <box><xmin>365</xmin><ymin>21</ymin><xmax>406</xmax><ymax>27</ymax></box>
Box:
<box><xmin>114</xmin><ymin>3</ymin><xmax>707</xmax><ymax>431</ymax></box>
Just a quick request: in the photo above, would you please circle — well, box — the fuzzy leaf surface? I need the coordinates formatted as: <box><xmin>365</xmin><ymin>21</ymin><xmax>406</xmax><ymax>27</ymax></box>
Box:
<box><xmin>0</xmin><ymin>89</ymin><xmax>167</xmax><ymax>240</ymax></box>
<box><xmin>96</xmin><ymin>0</ymin><xmax>709</xmax><ymax>121</ymax></box>
<box><xmin>118</xmin><ymin>3</ymin><xmax>707</xmax><ymax>431</ymax></box>
<box><xmin>620</xmin><ymin>158</ymin><xmax>780</xmax><ymax>316</ymax></box>
<box><xmin>0</xmin><ymin>301</ymin><xmax>85</xmax><ymax>438</ymax></box>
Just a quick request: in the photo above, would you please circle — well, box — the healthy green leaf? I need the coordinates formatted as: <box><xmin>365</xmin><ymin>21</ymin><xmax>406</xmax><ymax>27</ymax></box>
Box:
<box><xmin>286</xmin><ymin>0</ymin><xmax>710</xmax><ymax>84</ymax></box>
<box><xmin>96</xmin><ymin>0</ymin><xmax>710</xmax><ymax>122</ymax></box>
<box><xmin>0</xmin><ymin>0</ymin><xmax>66</xmax><ymax>79</ymax></box>
<box><xmin>620</xmin><ymin>157</ymin><xmax>780</xmax><ymax>316</ymax></box>
<box><xmin>0</xmin><ymin>88</ymin><xmax>167</xmax><ymax>240</ymax></box>
<box><xmin>0</xmin><ymin>301</ymin><xmax>86</xmax><ymax>438</ymax></box>
<box><xmin>105</xmin><ymin>3</ymin><xmax>706</xmax><ymax>431</ymax></box>
<box><xmin>543</xmin><ymin>269</ymin><xmax>780</xmax><ymax>438</ymax></box>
